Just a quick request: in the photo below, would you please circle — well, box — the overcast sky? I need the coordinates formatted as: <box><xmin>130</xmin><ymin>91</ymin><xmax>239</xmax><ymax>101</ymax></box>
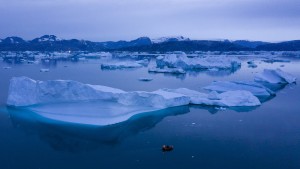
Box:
<box><xmin>0</xmin><ymin>0</ymin><xmax>299</xmax><ymax>42</ymax></box>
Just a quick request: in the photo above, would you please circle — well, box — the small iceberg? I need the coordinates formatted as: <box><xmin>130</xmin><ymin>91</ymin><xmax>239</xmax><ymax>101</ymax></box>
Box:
<box><xmin>148</xmin><ymin>67</ymin><xmax>186</xmax><ymax>74</ymax></box>
<box><xmin>100</xmin><ymin>59</ymin><xmax>149</xmax><ymax>70</ymax></box>
<box><xmin>40</xmin><ymin>68</ymin><xmax>50</xmax><ymax>72</ymax></box>
<box><xmin>78</xmin><ymin>57</ymin><xmax>86</xmax><ymax>61</ymax></box>
<box><xmin>27</xmin><ymin>60</ymin><xmax>39</xmax><ymax>64</ymax></box>
<box><xmin>101</xmin><ymin>61</ymin><xmax>143</xmax><ymax>69</ymax></box>
<box><xmin>255</xmin><ymin>69</ymin><xmax>296</xmax><ymax>84</ymax></box>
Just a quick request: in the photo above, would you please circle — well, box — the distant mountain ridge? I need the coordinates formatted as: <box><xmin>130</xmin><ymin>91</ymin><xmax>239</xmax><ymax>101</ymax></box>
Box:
<box><xmin>151</xmin><ymin>36</ymin><xmax>190</xmax><ymax>44</ymax></box>
<box><xmin>0</xmin><ymin>35</ymin><xmax>299</xmax><ymax>51</ymax></box>
<box><xmin>232</xmin><ymin>40</ymin><xmax>270</xmax><ymax>48</ymax></box>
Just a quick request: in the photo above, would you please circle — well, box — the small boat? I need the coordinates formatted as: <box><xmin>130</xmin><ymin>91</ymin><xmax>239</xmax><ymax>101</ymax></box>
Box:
<box><xmin>162</xmin><ymin>145</ymin><xmax>174</xmax><ymax>152</ymax></box>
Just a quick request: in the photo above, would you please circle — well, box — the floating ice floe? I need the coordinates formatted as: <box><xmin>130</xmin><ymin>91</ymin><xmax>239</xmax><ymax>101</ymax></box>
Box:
<box><xmin>101</xmin><ymin>62</ymin><xmax>143</xmax><ymax>69</ymax></box>
<box><xmin>78</xmin><ymin>52</ymin><xmax>112</xmax><ymax>59</ymax></box>
<box><xmin>40</xmin><ymin>68</ymin><xmax>50</xmax><ymax>72</ymax></box>
<box><xmin>7</xmin><ymin>77</ymin><xmax>261</xmax><ymax>108</ymax></box>
<box><xmin>155</xmin><ymin>53</ymin><xmax>241</xmax><ymax>70</ymax></box>
<box><xmin>135</xmin><ymin>59</ymin><xmax>149</xmax><ymax>66</ymax></box>
<box><xmin>78</xmin><ymin>57</ymin><xmax>86</xmax><ymax>61</ymax></box>
<box><xmin>203</xmin><ymin>81</ymin><xmax>275</xmax><ymax>97</ymax></box>
<box><xmin>148</xmin><ymin>67</ymin><xmax>186</xmax><ymax>74</ymax></box>
<box><xmin>101</xmin><ymin>59</ymin><xmax>148</xmax><ymax>69</ymax></box>
<box><xmin>254</xmin><ymin>69</ymin><xmax>296</xmax><ymax>84</ymax></box>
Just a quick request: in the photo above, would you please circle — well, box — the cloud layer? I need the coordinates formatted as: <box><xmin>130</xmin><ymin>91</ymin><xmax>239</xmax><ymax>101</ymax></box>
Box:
<box><xmin>0</xmin><ymin>0</ymin><xmax>299</xmax><ymax>41</ymax></box>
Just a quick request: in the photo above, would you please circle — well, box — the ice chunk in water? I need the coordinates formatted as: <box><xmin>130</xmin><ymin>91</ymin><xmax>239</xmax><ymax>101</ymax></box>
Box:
<box><xmin>255</xmin><ymin>69</ymin><xmax>296</xmax><ymax>84</ymax></box>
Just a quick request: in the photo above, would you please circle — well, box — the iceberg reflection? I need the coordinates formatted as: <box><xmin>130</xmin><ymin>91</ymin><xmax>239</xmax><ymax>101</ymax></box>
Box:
<box><xmin>7</xmin><ymin>105</ymin><xmax>190</xmax><ymax>152</ymax></box>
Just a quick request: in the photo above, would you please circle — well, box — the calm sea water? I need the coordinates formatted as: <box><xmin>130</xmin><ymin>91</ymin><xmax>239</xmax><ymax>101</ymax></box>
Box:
<box><xmin>0</xmin><ymin>55</ymin><xmax>300</xmax><ymax>169</ymax></box>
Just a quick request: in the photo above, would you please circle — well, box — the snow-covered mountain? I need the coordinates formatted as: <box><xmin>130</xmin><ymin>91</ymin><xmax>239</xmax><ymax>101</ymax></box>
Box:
<box><xmin>31</xmin><ymin>35</ymin><xmax>61</xmax><ymax>43</ymax></box>
<box><xmin>151</xmin><ymin>36</ymin><xmax>190</xmax><ymax>44</ymax></box>
<box><xmin>232</xmin><ymin>40</ymin><xmax>270</xmax><ymax>48</ymax></box>
<box><xmin>98</xmin><ymin>37</ymin><xmax>152</xmax><ymax>49</ymax></box>
<box><xmin>2</xmin><ymin>37</ymin><xmax>26</xmax><ymax>44</ymax></box>
<box><xmin>0</xmin><ymin>35</ymin><xmax>299</xmax><ymax>51</ymax></box>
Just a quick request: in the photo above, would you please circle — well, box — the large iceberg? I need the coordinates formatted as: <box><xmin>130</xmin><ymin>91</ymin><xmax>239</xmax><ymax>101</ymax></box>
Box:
<box><xmin>155</xmin><ymin>53</ymin><xmax>241</xmax><ymax>70</ymax></box>
<box><xmin>254</xmin><ymin>69</ymin><xmax>296</xmax><ymax>84</ymax></box>
<box><xmin>203</xmin><ymin>81</ymin><xmax>275</xmax><ymax>97</ymax></box>
<box><xmin>7</xmin><ymin>77</ymin><xmax>261</xmax><ymax>108</ymax></box>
